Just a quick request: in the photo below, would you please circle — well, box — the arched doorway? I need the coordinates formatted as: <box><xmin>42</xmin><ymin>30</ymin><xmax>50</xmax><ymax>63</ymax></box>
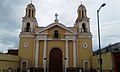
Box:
<box><xmin>49</xmin><ymin>48</ymin><xmax>62</xmax><ymax>72</ymax></box>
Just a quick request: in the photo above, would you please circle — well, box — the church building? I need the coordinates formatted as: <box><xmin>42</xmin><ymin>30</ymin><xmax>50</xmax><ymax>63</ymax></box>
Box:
<box><xmin>18</xmin><ymin>2</ymin><xmax>93</xmax><ymax>72</ymax></box>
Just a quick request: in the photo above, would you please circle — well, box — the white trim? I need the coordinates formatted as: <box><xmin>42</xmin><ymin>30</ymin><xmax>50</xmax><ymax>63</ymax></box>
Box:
<box><xmin>83</xmin><ymin>60</ymin><xmax>90</xmax><ymax>71</ymax></box>
<box><xmin>20</xmin><ymin>35</ymin><xmax>34</xmax><ymax>38</ymax></box>
<box><xmin>36</xmin><ymin>33</ymin><xmax>48</xmax><ymax>35</ymax></box>
<box><xmin>78</xmin><ymin>36</ymin><xmax>92</xmax><ymax>38</ymax></box>
<box><xmin>43</xmin><ymin>39</ymin><xmax>66</xmax><ymax>40</ymax></box>
<box><xmin>38</xmin><ymin>38</ymin><xmax>76</xmax><ymax>41</ymax></box>
<box><xmin>83</xmin><ymin>43</ymin><xmax>88</xmax><ymax>48</ymax></box>
<box><xmin>24</xmin><ymin>42</ymin><xmax>28</xmax><ymax>48</ymax></box>
<box><xmin>21</xmin><ymin>60</ymin><xmax>28</xmax><ymax>70</ymax></box>
<box><xmin>73</xmin><ymin>40</ymin><xmax>76</xmax><ymax>67</ymax></box>
<box><xmin>64</xmin><ymin>33</ymin><xmax>77</xmax><ymax>35</ymax></box>
<box><xmin>36</xmin><ymin>35</ymin><xmax>47</xmax><ymax>40</ymax></box>
<box><xmin>66</xmin><ymin>36</ymin><xmax>76</xmax><ymax>40</ymax></box>
<box><xmin>35</xmin><ymin>40</ymin><xmax>39</xmax><ymax>67</ymax></box>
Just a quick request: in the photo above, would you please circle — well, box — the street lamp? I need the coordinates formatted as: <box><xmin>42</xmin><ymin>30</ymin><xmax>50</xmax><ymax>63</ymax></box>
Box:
<box><xmin>97</xmin><ymin>3</ymin><xmax>106</xmax><ymax>72</ymax></box>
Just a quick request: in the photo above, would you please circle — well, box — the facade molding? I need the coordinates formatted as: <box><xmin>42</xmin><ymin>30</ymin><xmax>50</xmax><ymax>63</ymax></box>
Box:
<box><xmin>36</xmin><ymin>35</ymin><xmax>47</xmax><ymax>40</ymax></box>
<box><xmin>35</xmin><ymin>33</ymin><xmax>48</xmax><ymax>35</ymax></box>
<box><xmin>65</xmin><ymin>35</ymin><xmax>76</xmax><ymax>40</ymax></box>
<box><xmin>36</xmin><ymin>38</ymin><xmax>76</xmax><ymax>41</ymax></box>
<box><xmin>77</xmin><ymin>35</ymin><xmax>92</xmax><ymax>38</ymax></box>
<box><xmin>64</xmin><ymin>33</ymin><xmax>77</xmax><ymax>35</ymax></box>
<box><xmin>19</xmin><ymin>35</ymin><xmax>34</xmax><ymax>38</ymax></box>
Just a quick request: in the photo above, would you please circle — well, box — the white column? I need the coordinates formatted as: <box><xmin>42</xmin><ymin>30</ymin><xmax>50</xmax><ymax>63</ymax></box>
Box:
<box><xmin>73</xmin><ymin>40</ymin><xmax>76</xmax><ymax>67</ymax></box>
<box><xmin>79</xmin><ymin>69</ymin><xmax>82</xmax><ymax>72</ymax></box>
<box><xmin>43</xmin><ymin>40</ymin><xmax>47</xmax><ymax>72</ymax></box>
<box><xmin>35</xmin><ymin>40</ymin><xmax>39</xmax><ymax>67</ymax></box>
<box><xmin>8</xmin><ymin>69</ymin><xmax>11</xmax><ymax>72</ymax></box>
<box><xmin>27</xmin><ymin>69</ymin><xmax>30</xmax><ymax>72</ymax></box>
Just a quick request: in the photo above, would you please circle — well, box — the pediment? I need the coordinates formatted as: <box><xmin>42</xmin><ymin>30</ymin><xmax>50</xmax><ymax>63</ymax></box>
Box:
<box><xmin>36</xmin><ymin>23</ymin><xmax>76</xmax><ymax>35</ymax></box>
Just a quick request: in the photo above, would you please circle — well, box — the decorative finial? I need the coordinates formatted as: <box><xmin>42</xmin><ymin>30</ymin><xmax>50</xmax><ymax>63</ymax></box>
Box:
<box><xmin>54</xmin><ymin>13</ymin><xmax>59</xmax><ymax>23</ymax></box>
<box><xmin>80</xmin><ymin>1</ymin><xmax>82</xmax><ymax>4</ymax></box>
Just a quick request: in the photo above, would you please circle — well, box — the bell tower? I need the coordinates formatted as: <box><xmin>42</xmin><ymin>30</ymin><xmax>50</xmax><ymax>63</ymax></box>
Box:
<box><xmin>77</xmin><ymin>4</ymin><xmax>87</xmax><ymax>19</ymax></box>
<box><xmin>74</xmin><ymin>4</ymin><xmax>93</xmax><ymax>69</ymax></box>
<box><xmin>75</xmin><ymin>4</ymin><xmax>91</xmax><ymax>34</ymax></box>
<box><xmin>19</xmin><ymin>3</ymin><xmax>38</xmax><ymax>69</ymax></box>
<box><xmin>21</xmin><ymin>3</ymin><xmax>38</xmax><ymax>33</ymax></box>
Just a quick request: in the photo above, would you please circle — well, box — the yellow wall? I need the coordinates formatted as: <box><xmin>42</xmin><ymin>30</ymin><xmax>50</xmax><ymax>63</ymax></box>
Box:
<box><xmin>19</xmin><ymin>26</ymin><xmax>93</xmax><ymax>68</ymax></box>
<box><xmin>0</xmin><ymin>54</ymin><xmax>20</xmax><ymax>71</ymax></box>
<box><xmin>18</xmin><ymin>37</ymin><xmax>36</xmax><ymax>67</ymax></box>
<box><xmin>102</xmin><ymin>52</ymin><xmax>113</xmax><ymax>70</ymax></box>
<box><xmin>47</xmin><ymin>26</ymin><xmax>65</xmax><ymax>39</ymax></box>
<box><xmin>92</xmin><ymin>52</ymin><xmax>113</xmax><ymax>70</ymax></box>
<box><xmin>38</xmin><ymin>40</ymin><xmax>44</xmax><ymax>67</ymax></box>
<box><xmin>68</xmin><ymin>40</ymin><xmax>73</xmax><ymax>67</ymax></box>
<box><xmin>92</xmin><ymin>55</ymin><xmax>99</xmax><ymax>69</ymax></box>
<box><xmin>77</xmin><ymin>37</ymin><xmax>92</xmax><ymax>68</ymax></box>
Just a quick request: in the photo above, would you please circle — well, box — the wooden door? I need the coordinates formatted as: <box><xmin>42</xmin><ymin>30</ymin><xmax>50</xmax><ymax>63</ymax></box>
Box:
<box><xmin>116</xmin><ymin>62</ymin><xmax>120</xmax><ymax>72</ymax></box>
<box><xmin>49</xmin><ymin>48</ymin><xmax>62</xmax><ymax>72</ymax></box>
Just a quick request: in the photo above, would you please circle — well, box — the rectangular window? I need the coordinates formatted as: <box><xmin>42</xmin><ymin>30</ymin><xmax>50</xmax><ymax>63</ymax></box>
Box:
<box><xmin>54</xmin><ymin>30</ymin><xmax>59</xmax><ymax>38</ymax></box>
<box><xmin>21</xmin><ymin>60</ymin><xmax>28</xmax><ymax>72</ymax></box>
<box><xmin>83</xmin><ymin>60</ymin><xmax>90</xmax><ymax>72</ymax></box>
<box><xmin>84</xmin><ymin>62</ymin><xmax>89</xmax><ymax>71</ymax></box>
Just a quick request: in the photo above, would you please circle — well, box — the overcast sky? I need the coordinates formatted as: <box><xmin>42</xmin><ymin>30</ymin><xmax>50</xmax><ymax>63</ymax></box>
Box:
<box><xmin>0</xmin><ymin>0</ymin><xmax>120</xmax><ymax>52</ymax></box>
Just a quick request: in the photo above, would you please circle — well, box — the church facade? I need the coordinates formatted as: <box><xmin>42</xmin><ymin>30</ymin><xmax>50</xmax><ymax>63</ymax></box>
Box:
<box><xmin>18</xmin><ymin>3</ymin><xmax>93</xmax><ymax>72</ymax></box>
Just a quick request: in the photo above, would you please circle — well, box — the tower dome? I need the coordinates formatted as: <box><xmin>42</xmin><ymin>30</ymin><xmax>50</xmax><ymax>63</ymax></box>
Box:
<box><xmin>25</xmin><ymin>3</ymin><xmax>36</xmax><ymax>17</ymax></box>
<box><xmin>21</xmin><ymin>3</ymin><xmax>38</xmax><ymax>32</ymax></box>
<box><xmin>77</xmin><ymin>4</ymin><xmax>87</xmax><ymax>19</ymax></box>
<box><xmin>78</xmin><ymin>4</ymin><xmax>86</xmax><ymax>11</ymax></box>
<box><xmin>26</xmin><ymin>3</ymin><xmax>35</xmax><ymax>10</ymax></box>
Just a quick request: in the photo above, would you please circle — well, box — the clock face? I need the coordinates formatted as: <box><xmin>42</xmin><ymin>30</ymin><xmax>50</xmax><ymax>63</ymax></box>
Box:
<box><xmin>83</xmin><ymin>43</ymin><xmax>88</xmax><ymax>48</ymax></box>
<box><xmin>24</xmin><ymin>42</ymin><xmax>28</xmax><ymax>48</ymax></box>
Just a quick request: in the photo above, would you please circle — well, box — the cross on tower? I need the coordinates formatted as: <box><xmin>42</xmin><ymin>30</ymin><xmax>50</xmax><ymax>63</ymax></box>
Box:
<box><xmin>80</xmin><ymin>0</ymin><xmax>83</xmax><ymax>4</ymax></box>
<box><xmin>80</xmin><ymin>1</ymin><xmax>82</xmax><ymax>4</ymax></box>
<box><xmin>55</xmin><ymin>13</ymin><xmax>58</xmax><ymax>20</ymax></box>
<box><xmin>54</xmin><ymin>13</ymin><xmax>59</xmax><ymax>23</ymax></box>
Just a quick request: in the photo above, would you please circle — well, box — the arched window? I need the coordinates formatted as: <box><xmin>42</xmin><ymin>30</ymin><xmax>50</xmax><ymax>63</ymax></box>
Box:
<box><xmin>28</xmin><ymin>9</ymin><xmax>31</xmax><ymax>17</ymax></box>
<box><xmin>79</xmin><ymin>11</ymin><xmax>81</xmax><ymax>18</ymax></box>
<box><xmin>26</xmin><ymin>22</ymin><xmax>30</xmax><ymax>32</ymax></box>
<box><xmin>32</xmin><ymin>10</ymin><xmax>34</xmax><ymax>17</ymax></box>
<box><xmin>82</xmin><ymin>23</ymin><xmax>86</xmax><ymax>32</ymax></box>
<box><xmin>54</xmin><ymin>30</ymin><xmax>59</xmax><ymax>38</ymax></box>
<box><xmin>82</xmin><ymin>10</ymin><xmax>84</xmax><ymax>18</ymax></box>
